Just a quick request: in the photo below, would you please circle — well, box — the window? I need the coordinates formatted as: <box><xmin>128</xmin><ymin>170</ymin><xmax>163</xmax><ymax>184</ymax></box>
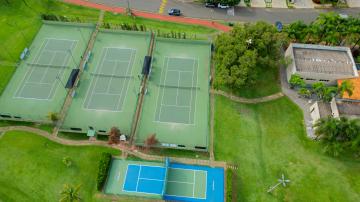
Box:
<box><xmin>0</xmin><ymin>114</ymin><xmax>11</xmax><ymax>118</ymax></box>
<box><xmin>177</xmin><ymin>145</ymin><xmax>186</xmax><ymax>148</ymax></box>
<box><xmin>305</xmin><ymin>78</ymin><xmax>316</xmax><ymax>81</ymax></box>
<box><xmin>98</xmin><ymin>130</ymin><xmax>106</xmax><ymax>133</ymax></box>
<box><xmin>14</xmin><ymin>116</ymin><xmax>22</xmax><ymax>119</ymax></box>
<box><xmin>70</xmin><ymin>128</ymin><xmax>82</xmax><ymax>131</ymax></box>
<box><xmin>319</xmin><ymin>79</ymin><xmax>330</xmax><ymax>82</ymax></box>
<box><xmin>195</xmin><ymin>146</ymin><xmax>207</xmax><ymax>150</ymax></box>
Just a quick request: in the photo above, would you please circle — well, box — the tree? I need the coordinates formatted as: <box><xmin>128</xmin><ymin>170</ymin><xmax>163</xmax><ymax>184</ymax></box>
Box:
<box><xmin>59</xmin><ymin>184</ymin><xmax>81</xmax><ymax>202</ymax></box>
<box><xmin>315</xmin><ymin>117</ymin><xmax>360</xmax><ymax>156</ymax></box>
<box><xmin>108</xmin><ymin>127</ymin><xmax>120</xmax><ymax>144</ymax></box>
<box><xmin>284</xmin><ymin>21</ymin><xmax>308</xmax><ymax>43</ymax></box>
<box><xmin>144</xmin><ymin>133</ymin><xmax>158</xmax><ymax>149</ymax></box>
<box><xmin>48</xmin><ymin>112</ymin><xmax>59</xmax><ymax>123</ymax></box>
<box><xmin>289</xmin><ymin>74</ymin><xmax>305</xmax><ymax>89</ymax></box>
<box><xmin>215</xmin><ymin>22</ymin><xmax>286</xmax><ymax>90</ymax></box>
<box><xmin>312</xmin><ymin>82</ymin><xmax>326</xmax><ymax>99</ymax></box>
<box><xmin>298</xmin><ymin>88</ymin><xmax>311</xmax><ymax>98</ymax></box>
<box><xmin>338</xmin><ymin>80</ymin><xmax>354</xmax><ymax>97</ymax></box>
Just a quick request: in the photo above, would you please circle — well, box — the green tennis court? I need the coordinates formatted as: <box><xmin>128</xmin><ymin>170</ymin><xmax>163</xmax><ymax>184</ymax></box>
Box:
<box><xmin>15</xmin><ymin>38</ymin><xmax>77</xmax><ymax>100</ymax></box>
<box><xmin>83</xmin><ymin>47</ymin><xmax>136</xmax><ymax>111</ymax></box>
<box><xmin>0</xmin><ymin>22</ymin><xmax>93</xmax><ymax>122</ymax></box>
<box><xmin>155</xmin><ymin>57</ymin><xmax>198</xmax><ymax>124</ymax></box>
<box><xmin>166</xmin><ymin>168</ymin><xmax>207</xmax><ymax>199</ymax></box>
<box><xmin>61</xmin><ymin>30</ymin><xmax>151</xmax><ymax>134</ymax></box>
<box><xmin>136</xmin><ymin>38</ymin><xmax>211</xmax><ymax>150</ymax></box>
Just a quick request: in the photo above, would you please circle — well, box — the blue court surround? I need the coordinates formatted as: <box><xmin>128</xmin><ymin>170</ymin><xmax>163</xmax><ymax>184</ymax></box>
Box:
<box><xmin>123</xmin><ymin>164</ymin><xmax>166</xmax><ymax>195</ymax></box>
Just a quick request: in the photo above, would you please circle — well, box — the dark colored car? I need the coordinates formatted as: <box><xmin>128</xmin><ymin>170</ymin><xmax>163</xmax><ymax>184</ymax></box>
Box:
<box><xmin>205</xmin><ymin>2</ymin><xmax>217</xmax><ymax>8</ymax></box>
<box><xmin>168</xmin><ymin>8</ymin><xmax>181</xmax><ymax>16</ymax></box>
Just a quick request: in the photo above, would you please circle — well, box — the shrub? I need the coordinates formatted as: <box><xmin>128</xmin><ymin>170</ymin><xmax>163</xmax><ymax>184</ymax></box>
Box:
<box><xmin>226</xmin><ymin>169</ymin><xmax>233</xmax><ymax>202</ymax></box>
<box><xmin>62</xmin><ymin>156</ymin><xmax>72</xmax><ymax>167</ymax></box>
<box><xmin>96</xmin><ymin>152</ymin><xmax>112</xmax><ymax>191</ymax></box>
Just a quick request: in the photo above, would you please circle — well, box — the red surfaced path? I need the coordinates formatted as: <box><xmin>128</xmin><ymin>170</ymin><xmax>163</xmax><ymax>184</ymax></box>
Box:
<box><xmin>64</xmin><ymin>0</ymin><xmax>231</xmax><ymax>32</ymax></box>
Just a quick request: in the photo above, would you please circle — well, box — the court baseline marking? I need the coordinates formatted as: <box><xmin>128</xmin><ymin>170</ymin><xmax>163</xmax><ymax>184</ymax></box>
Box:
<box><xmin>14</xmin><ymin>38</ymin><xmax>77</xmax><ymax>100</ymax></box>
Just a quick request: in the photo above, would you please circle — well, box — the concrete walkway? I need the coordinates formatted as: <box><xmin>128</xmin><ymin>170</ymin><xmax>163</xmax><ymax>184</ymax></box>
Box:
<box><xmin>212</xmin><ymin>89</ymin><xmax>284</xmax><ymax>104</ymax></box>
<box><xmin>63</xmin><ymin>0</ymin><xmax>231</xmax><ymax>32</ymax></box>
<box><xmin>0</xmin><ymin>126</ymin><xmax>227</xmax><ymax>168</ymax></box>
<box><xmin>279</xmin><ymin>65</ymin><xmax>316</xmax><ymax>139</ymax></box>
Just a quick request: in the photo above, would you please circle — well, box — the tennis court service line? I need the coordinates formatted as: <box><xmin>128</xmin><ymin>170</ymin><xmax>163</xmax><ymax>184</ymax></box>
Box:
<box><xmin>155</xmin><ymin>56</ymin><xmax>199</xmax><ymax>125</ymax></box>
<box><xmin>83</xmin><ymin>47</ymin><xmax>136</xmax><ymax>112</ymax></box>
<box><xmin>14</xmin><ymin>38</ymin><xmax>77</xmax><ymax>100</ymax></box>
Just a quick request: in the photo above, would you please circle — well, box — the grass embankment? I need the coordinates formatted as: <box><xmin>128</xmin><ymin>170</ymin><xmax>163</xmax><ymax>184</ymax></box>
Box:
<box><xmin>0</xmin><ymin>0</ymin><xmax>217</xmax><ymax>94</ymax></box>
<box><xmin>214</xmin><ymin>95</ymin><xmax>360</xmax><ymax>201</ymax></box>
<box><xmin>218</xmin><ymin>67</ymin><xmax>280</xmax><ymax>99</ymax></box>
<box><xmin>0</xmin><ymin>131</ymin><xmax>120</xmax><ymax>201</ymax></box>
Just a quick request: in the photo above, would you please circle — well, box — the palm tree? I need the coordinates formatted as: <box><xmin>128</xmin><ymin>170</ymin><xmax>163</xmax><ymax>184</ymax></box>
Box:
<box><xmin>315</xmin><ymin>117</ymin><xmax>360</xmax><ymax>156</ymax></box>
<box><xmin>59</xmin><ymin>184</ymin><xmax>81</xmax><ymax>202</ymax></box>
<box><xmin>338</xmin><ymin>80</ymin><xmax>354</xmax><ymax>97</ymax></box>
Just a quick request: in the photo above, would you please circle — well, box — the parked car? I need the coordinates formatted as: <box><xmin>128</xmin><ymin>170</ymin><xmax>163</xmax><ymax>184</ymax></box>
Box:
<box><xmin>205</xmin><ymin>2</ymin><xmax>217</xmax><ymax>8</ymax></box>
<box><xmin>168</xmin><ymin>8</ymin><xmax>181</xmax><ymax>16</ymax></box>
<box><xmin>217</xmin><ymin>3</ymin><xmax>230</xmax><ymax>9</ymax></box>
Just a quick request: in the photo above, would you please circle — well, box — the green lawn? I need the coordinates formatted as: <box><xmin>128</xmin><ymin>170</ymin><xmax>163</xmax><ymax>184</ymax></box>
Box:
<box><xmin>0</xmin><ymin>131</ymin><xmax>121</xmax><ymax>201</ymax></box>
<box><xmin>214</xmin><ymin>95</ymin><xmax>360</xmax><ymax>201</ymax></box>
<box><xmin>217</xmin><ymin>67</ymin><xmax>280</xmax><ymax>98</ymax></box>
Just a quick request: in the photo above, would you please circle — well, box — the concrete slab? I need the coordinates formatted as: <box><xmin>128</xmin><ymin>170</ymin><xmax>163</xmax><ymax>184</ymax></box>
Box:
<box><xmin>250</xmin><ymin>0</ymin><xmax>266</xmax><ymax>7</ymax></box>
<box><xmin>347</xmin><ymin>0</ymin><xmax>360</xmax><ymax>7</ymax></box>
<box><xmin>272</xmin><ymin>0</ymin><xmax>288</xmax><ymax>8</ymax></box>
<box><xmin>293</xmin><ymin>0</ymin><xmax>315</xmax><ymax>8</ymax></box>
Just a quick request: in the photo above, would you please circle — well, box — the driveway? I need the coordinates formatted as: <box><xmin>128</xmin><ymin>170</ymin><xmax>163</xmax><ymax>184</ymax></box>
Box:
<box><xmin>86</xmin><ymin>0</ymin><xmax>360</xmax><ymax>24</ymax></box>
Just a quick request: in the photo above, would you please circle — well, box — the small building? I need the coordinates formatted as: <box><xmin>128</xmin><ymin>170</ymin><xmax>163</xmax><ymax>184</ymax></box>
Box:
<box><xmin>285</xmin><ymin>43</ymin><xmax>358</xmax><ymax>85</ymax></box>
<box><xmin>310</xmin><ymin>98</ymin><xmax>339</xmax><ymax>125</ymax></box>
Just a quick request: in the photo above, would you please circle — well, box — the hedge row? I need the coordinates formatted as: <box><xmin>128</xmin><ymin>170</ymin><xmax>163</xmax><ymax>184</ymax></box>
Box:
<box><xmin>226</xmin><ymin>169</ymin><xmax>233</xmax><ymax>202</ymax></box>
<box><xmin>41</xmin><ymin>13</ymin><xmax>88</xmax><ymax>23</ymax></box>
<box><xmin>96</xmin><ymin>152</ymin><xmax>112</xmax><ymax>191</ymax></box>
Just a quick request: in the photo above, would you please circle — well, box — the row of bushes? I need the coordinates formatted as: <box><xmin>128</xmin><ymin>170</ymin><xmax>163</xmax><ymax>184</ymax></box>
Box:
<box><xmin>96</xmin><ymin>152</ymin><xmax>112</xmax><ymax>191</ymax></box>
<box><xmin>103</xmin><ymin>22</ymin><xmax>197</xmax><ymax>39</ymax></box>
<box><xmin>226</xmin><ymin>169</ymin><xmax>233</xmax><ymax>202</ymax></box>
<box><xmin>40</xmin><ymin>13</ymin><xmax>88</xmax><ymax>23</ymax></box>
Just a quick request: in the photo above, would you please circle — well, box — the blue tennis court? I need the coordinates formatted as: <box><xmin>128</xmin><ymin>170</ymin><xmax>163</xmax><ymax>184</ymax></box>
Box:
<box><xmin>123</xmin><ymin>164</ymin><xmax>166</xmax><ymax>195</ymax></box>
<box><xmin>106</xmin><ymin>159</ymin><xmax>224</xmax><ymax>202</ymax></box>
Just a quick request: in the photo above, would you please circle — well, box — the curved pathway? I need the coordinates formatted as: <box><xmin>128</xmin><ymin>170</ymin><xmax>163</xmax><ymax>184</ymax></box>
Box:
<box><xmin>63</xmin><ymin>0</ymin><xmax>231</xmax><ymax>32</ymax></box>
<box><xmin>0</xmin><ymin>126</ymin><xmax>227</xmax><ymax>168</ymax></box>
<box><xmin>211</xmin><ymin>89</ymin><xmax>284</xmax><ymax>104</ymax></box>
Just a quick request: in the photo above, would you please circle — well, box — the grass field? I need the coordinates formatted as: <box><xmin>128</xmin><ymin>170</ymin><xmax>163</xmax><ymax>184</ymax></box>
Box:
<box><xmin>0</xmin><ymin>131</ymin><xmax>120</xmax><ymax>201</ymax></box>
<box><xmin>214</xmin><ymin>95</ymin><xmax>360</xmax><ymax>201</ymax></box>
<box><xmin>217</xmin><ymin>67</ymin><xmax>280</xmax><ymax>98</ymax></box>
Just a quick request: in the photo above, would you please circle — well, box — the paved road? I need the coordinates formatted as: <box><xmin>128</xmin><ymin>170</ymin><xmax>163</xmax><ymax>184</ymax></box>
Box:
<box><xmin>89</xmin><ymin>0</ymin><xmax>359</xmax><ymax>23</ymax></box>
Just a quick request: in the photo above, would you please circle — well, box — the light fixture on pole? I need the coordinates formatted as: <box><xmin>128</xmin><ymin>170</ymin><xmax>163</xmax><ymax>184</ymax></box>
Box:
<box><xmin>267</xmin><ymin>174</ymin><xmax>290</xmax><ymax>193</ymax></box>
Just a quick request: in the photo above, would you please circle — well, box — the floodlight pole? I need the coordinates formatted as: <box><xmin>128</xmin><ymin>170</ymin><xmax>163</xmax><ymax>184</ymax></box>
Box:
<box><xmin>67</xmin><ymin>49</ymin><xmax>79</xmax><ymax>68</ymax></box>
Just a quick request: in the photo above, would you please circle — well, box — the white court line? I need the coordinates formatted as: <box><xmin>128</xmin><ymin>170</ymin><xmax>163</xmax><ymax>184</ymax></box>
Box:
<box><xmin>39</xmin><ymin>51</ymin><xmax>56</xmax><ymax>83</ymax></box>
<box><xmin>116</xmin><ymin>49</ymin><xmax>137</xmax><ymax>111</ymax></box>
<box><xmin>84</xmin><ymin>48</ymin><xmax>109</xmax><ymax>109</ymax></box>
<box><xmin>25</xmin><ymin>81</ymin><xmax>52</xmax><ymax>85</ymax></box>
<box><xmin>138</xmin><ymin>178</ymin><xmax>164</xmax><ymax>182</ymax></box>
<box><xmin>154</xmin><ymin>57</ymin><xmax>167</xmax><ymax>121</ymax></box>
<box><xmin>93</xmin><ymin>92</ymin><xmax>122</xmax><ymax>96</ymax></box>
<box><xmin>14</xmin><ymin>39</ymin><xmax>50</xmax><ymax>98</ymax></box>
<box><xmin>122</xmin><ymin>163</ymin><xmax>130</xmax><ymax>191</ymax></box>
<box><xmin>82</xmin><ymin>48</ymin><xmax>108</xmax><ymax>109</ymax></box>
<box><xmin>175</xmin><ymin>70</ymin><xmax>181</xmax><ymax>106</ymax></box>
<box><xmin>46</xmin><ymin>40</ymin><xmax>78</xmax><ymax>99</ymax></box>
<box><xmin>158</xmin><ymin>57</ymin><xmax>170</xmax><ymax>121</ymax></box>
<box><xmin>167</xmin><ymin>69</ymin><xmax>194</xmax><ymax>73</ymax></box>
<box><xmin>135</xmin><ymin>165</ymin><xmax>142</xmax><ymax>192</ymax></box>
<box><xmin>167</xmin><ymin>180</ymin><xmax>194</xmax><ymax>185</ymax></box>
<box><xmin>188</xmin><ymin>59</ymin><xmax>197</xmax><ymax>124</ymax></box>
<box><xmin>161</xmin><ymin>104</ymin><xmax>190</xmax><ymax>108</ymax></box>
<box><xmin>103</xmin><ymin>59</ymin><xmax>119</xmax><ymax>94</ymax></box>
<box><xmin>114</xmin><ymin>49</ymin><xmax>135</xmax><ymax>111</ymax></box>
<box><xmin>192</xmin><ymin>58</ymin><xmax>200</xmax><ymax>125</ymax></box>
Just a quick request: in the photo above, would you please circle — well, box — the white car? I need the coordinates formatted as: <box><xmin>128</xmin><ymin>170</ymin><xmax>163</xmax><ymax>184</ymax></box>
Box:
<box><xmin>218</xmin><ymin>3</ymin><xmax>230</xmax><ymax>9</ymax></box>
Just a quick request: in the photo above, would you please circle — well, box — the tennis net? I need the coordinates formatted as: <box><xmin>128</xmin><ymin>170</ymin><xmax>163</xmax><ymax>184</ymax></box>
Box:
<box><xmin>90</xmin><ymin>73</ymin><xmax>134</xmax><ymax>79</ymax></box>
<box><xmin>162</xmin><ymin>157</ymin><xmax>170</xmax><ymax>197</ymax></box>
<box><xmin>158</xmin><ymin>84</ymin><xmax>200</xmax><ymax>90</ymax></box>
<box><xmin>26</xmin><ymin>63</ymin><xmax>68</xmax><ymax>69</ymax></box>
